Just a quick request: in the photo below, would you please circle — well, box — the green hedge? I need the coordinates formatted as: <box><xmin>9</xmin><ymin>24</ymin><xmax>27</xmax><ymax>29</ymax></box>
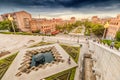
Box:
<box><xmin>102</xmin><ymin>40</ymin><xmax>120</xmax><ymax>50</ymax></box>
<box><xmin>102</xmin><ymin>40</ymin><xmax>112</xmax><ymax>46</ymax></box>
<box><xmin>114</xmin><ymin>41</ymin><xmax>120</xmax><ymax>50</ymax></box>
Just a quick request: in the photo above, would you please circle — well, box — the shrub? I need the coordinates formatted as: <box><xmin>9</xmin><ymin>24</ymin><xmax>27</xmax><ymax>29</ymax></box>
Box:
<box><xmin>114</xmin><ymin>41</ymin><xmax>120</xmax><ymax>50</ymax></box>
<box><xmin>115</xmin><ymin>31</ymin><xmax>120</xmax><ymax>41</ymax></box>
<box><xmin>102</xmin><ymin>40</ymin><xmax>112</xmax><ymax>46</ymax></box>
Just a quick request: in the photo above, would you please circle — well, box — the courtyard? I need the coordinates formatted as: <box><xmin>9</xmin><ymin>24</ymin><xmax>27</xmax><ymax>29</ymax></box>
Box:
<box><xmin>1</xmin><ymin>44</ymin><xmax>78</xmax><ymax>80</ymax></box>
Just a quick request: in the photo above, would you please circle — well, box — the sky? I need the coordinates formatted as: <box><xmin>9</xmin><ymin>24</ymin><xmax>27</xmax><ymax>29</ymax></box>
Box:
<box><xmin>0</xmin><ymin>0</ymin><xmax>120</xmax><ymax>19</ymax></box>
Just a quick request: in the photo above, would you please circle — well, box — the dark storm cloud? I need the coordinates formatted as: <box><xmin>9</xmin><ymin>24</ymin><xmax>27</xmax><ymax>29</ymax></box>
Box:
<box><xmin>0</xmin><ymin>0</ymin><xmax>120</xmax><ymax>18</ymax></box>
<box><xmin>0</xmin><ymin>0</ymin><xmax>120</xmax><ymax>8</ymax></box>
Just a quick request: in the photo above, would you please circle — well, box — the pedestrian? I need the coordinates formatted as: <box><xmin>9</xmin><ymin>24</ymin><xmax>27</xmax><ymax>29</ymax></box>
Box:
<box><xmin>42</xmin><ymin>37</ymin><xmax>44</xmax><ymax>41</ymax></box>
<box><xmin>68</xmin><ymin>56</ymin><xmax>71</xmax><ymax>65</ymax></box>
<box><xmin>110</xmin><ymin>41</ymin><xmax>114</xmax><ymax>49</ymax></box>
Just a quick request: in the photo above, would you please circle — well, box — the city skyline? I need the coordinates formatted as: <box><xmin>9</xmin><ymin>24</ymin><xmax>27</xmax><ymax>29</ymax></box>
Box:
<box><xmin>0</xmin><ymin>0</ymin><xmax>120</xmax><ymax>19</ymax></box>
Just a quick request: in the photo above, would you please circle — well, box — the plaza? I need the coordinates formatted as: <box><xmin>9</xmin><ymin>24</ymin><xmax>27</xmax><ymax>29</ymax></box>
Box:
<box><xmin>1</xmin><ymin>44</ymin><xmax>77</xmax><ymax>80</ymax></box>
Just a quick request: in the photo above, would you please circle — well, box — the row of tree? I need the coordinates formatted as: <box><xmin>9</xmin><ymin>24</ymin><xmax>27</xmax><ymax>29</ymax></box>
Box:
<box><xmin>0</xmin><ymin>20</ymin><xmax>19</xmax><ymax>32</ymax></box>
<box><xmin>56</xmin><ymin>20</ymin><xmax>104</xmax><ymax>36</ymax></box>
<box><xmin>83</xmin><ymin>21</ymin><xmax>120</xmax><ymax>42</ymax></box>
<box><xmin>56</xmin><ymin>21</ymin><xmax>83</xmax><ymax>33</ymax></box>
<box><xmin>83</xmin><ymin>21</ymin><xmax>104</xmax><ymax>37</ymax></box>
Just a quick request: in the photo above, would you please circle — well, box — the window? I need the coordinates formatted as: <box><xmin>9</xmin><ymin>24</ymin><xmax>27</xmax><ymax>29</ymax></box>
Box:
<box><xmin>24</xmin><ymin>18</ymin><xmax>30</xmax><ymax>28</ymax></box>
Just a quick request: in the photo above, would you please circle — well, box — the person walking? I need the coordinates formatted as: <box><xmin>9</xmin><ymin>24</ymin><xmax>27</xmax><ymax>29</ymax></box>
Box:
<box><xmin>68</xmin><ymin>56</ymin><xmax>71</xmax><ymax>65</ymax></box>
<box><xmin>42</xmin><ymin>37</ymin><xmax>44</xmax><ymax>41</ymax></box>
<box><xmin>110</xmin><ymin>41</ymin><xmax>114</xmax><ymax>49</ymax></box>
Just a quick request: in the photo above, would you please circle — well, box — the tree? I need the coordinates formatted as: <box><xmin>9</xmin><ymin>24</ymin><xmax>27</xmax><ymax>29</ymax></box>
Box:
<box><xmin>92</xmin><ymin>24</ymin><xmax>104</xmax><ymax>36</ymax></box>
<box><xmin>0</xmin><ymin>20</ymin><xmax>19</xmax><ymax>32</ymax></box>
<box><xmin>0</xmin><ymin>20</ymin><xmax>10</xmax><ymax>30</ymax></box>
<box><xmin>116</xmin><ymin>31</ymin><xmax>120</xmax><ymax>41</ymax></box>
<box><xmin>83</xmin><ymin>21</ymin><xmax>104</xmax><ymax>37</ymax></box>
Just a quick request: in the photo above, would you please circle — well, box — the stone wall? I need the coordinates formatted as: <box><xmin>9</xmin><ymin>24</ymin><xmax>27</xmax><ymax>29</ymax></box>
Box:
<box><xmin>89</xmin><ymin>41</ymin><xmax>120</xmax><ymax>80</ymax></box>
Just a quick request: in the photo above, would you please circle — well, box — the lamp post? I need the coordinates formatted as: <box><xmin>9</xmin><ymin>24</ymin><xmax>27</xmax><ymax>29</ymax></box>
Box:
<box><xmin>102</xmin><ymin>22</ymin><xmax>109</xmax><ymax>39</ymax></box>
<box><xmin>8</xmin><ymin>15</ymin><xmax>16</xmax><ymax>34</ymax></box>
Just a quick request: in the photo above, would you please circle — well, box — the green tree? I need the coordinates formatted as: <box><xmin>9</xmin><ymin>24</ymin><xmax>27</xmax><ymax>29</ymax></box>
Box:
<box><xmin>0</xmin><ymin>20</ymin><xmax>10</xmax><ymax>30</ymax></box>
<box><xmin>92</xmin><ymin>24</ymin><xmax>104</xmax><ymax>36</ymax></box>
<box><xmin>116</xmin><ymin>31</ymin><xmax>120</xmax><ymax>41</ymax></box>
<box><xmin>83</xmin><ymin>21</ymin><xmax>104</xmax><ymax>36</ymax></box>
<box><xmin>0</xmin><ymin>20</ymin><xmax>19</xmax><ymax>32</ymax></box>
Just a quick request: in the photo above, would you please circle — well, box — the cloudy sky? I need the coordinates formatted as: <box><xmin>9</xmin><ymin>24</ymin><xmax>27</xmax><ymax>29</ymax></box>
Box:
<box><xmin>0</xmin><ymin>0</ymin><xmax>120</xmax><ymax>19</ymax></box>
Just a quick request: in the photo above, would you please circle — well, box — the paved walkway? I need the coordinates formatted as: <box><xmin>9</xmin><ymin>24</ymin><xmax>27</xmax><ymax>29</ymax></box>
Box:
<box><xmin>74</xmin><ymin>41</ymin><xmax>89</xmax><ymax>80</ymax></box>
<box><xmin>69</xmin><ymin>25</ymin><xmax>85</xmax><ymax>36</ymax></box>
<box><xmin>0</xmin><ymin>34</ymin><xmax>88</xmax><ymax>80</ymax></box>
<box><xmin>0</xmin><ymin>34</ymin><xmax>43</xmax><ymax>59</ymax></box>
<box><xmin>2</xmin><ymin>44</ymin><xmax>77</xmax><ymax>80</ymax></box>
<box><xmin>0</xmin><ymin>34</ymin><xmax>86</xmax><ymax>59</ymax></box>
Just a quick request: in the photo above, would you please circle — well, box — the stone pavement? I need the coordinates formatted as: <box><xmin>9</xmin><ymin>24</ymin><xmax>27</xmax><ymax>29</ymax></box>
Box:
<box><xmin>0</xmin><ymin>34</ymin><xmax>86</xmax><ymax>60</ymax></box>
<box><xmin>74</xmin><ymin>41</ymin><xmax>89</xmax><ymax>80</ymax></box>
<box><xmin>1</xmin><ymin>44</ymin><xmax>77</xmax><ymax>80</ymax></box>
<box><xmin>0</xmin><ymin>34</ymin><xmax>87</xmax><ymax>80</ymax></box>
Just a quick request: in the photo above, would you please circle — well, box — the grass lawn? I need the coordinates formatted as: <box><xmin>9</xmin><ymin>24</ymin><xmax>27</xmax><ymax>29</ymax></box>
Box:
<box><xmin>0</xmin><ymin>53</ymin><xmax>18</xmax><ymax>80</ymax></box>
<box><xmin>60</xmin><ymin>44</ymin><xmax>80</xmax><ymax>63</ymax></box>
<box><xmin>45</xmin><ymin>44</ymin><xmax>80</xmax><ymax>80</ymax></box>
<box><xmin>45</xmin><ymin>67</ymin><xmax>76</xmax><ymax>80</ymax></box>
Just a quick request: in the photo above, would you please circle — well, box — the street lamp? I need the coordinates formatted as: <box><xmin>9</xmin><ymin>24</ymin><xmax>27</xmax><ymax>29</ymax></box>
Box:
<box><xmin>8</xmin><ymin>14</ymin><xmax>16</xmax><ymax>34</ymax></box>
<box><xmin>102</xmin><ymin>22</ymin><xmax>109</xmax><ymax>39</ymax></box>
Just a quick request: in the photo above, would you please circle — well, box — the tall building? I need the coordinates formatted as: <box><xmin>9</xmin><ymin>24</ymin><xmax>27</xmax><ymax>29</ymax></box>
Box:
<box><xmin>106</xmin><ymin>14</ymin><xmax>120</xmax><ymax>39</ymax></box>
<box><xmin>1</xmin><ymin>11</ymin><xmax>32</xmax><ymax>32</ymax></box>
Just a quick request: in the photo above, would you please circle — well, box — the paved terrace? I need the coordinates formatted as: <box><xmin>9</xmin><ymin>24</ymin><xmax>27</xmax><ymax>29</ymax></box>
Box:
<box><xmin>0</xmin><ymin>34</ymin><xmax>85</xmax><ymax>59</ymax></box>
<box><xmin>2</xmin><ymin>44</ymin><xmax>77</xmax><ymax>80</ymax></box>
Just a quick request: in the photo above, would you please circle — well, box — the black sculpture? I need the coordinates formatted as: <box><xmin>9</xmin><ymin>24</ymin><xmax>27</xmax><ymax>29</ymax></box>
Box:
<box><xmin>31</xmin><ymin>53</ymin><xmax>45</xmax><ymax>67</ymax></box>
